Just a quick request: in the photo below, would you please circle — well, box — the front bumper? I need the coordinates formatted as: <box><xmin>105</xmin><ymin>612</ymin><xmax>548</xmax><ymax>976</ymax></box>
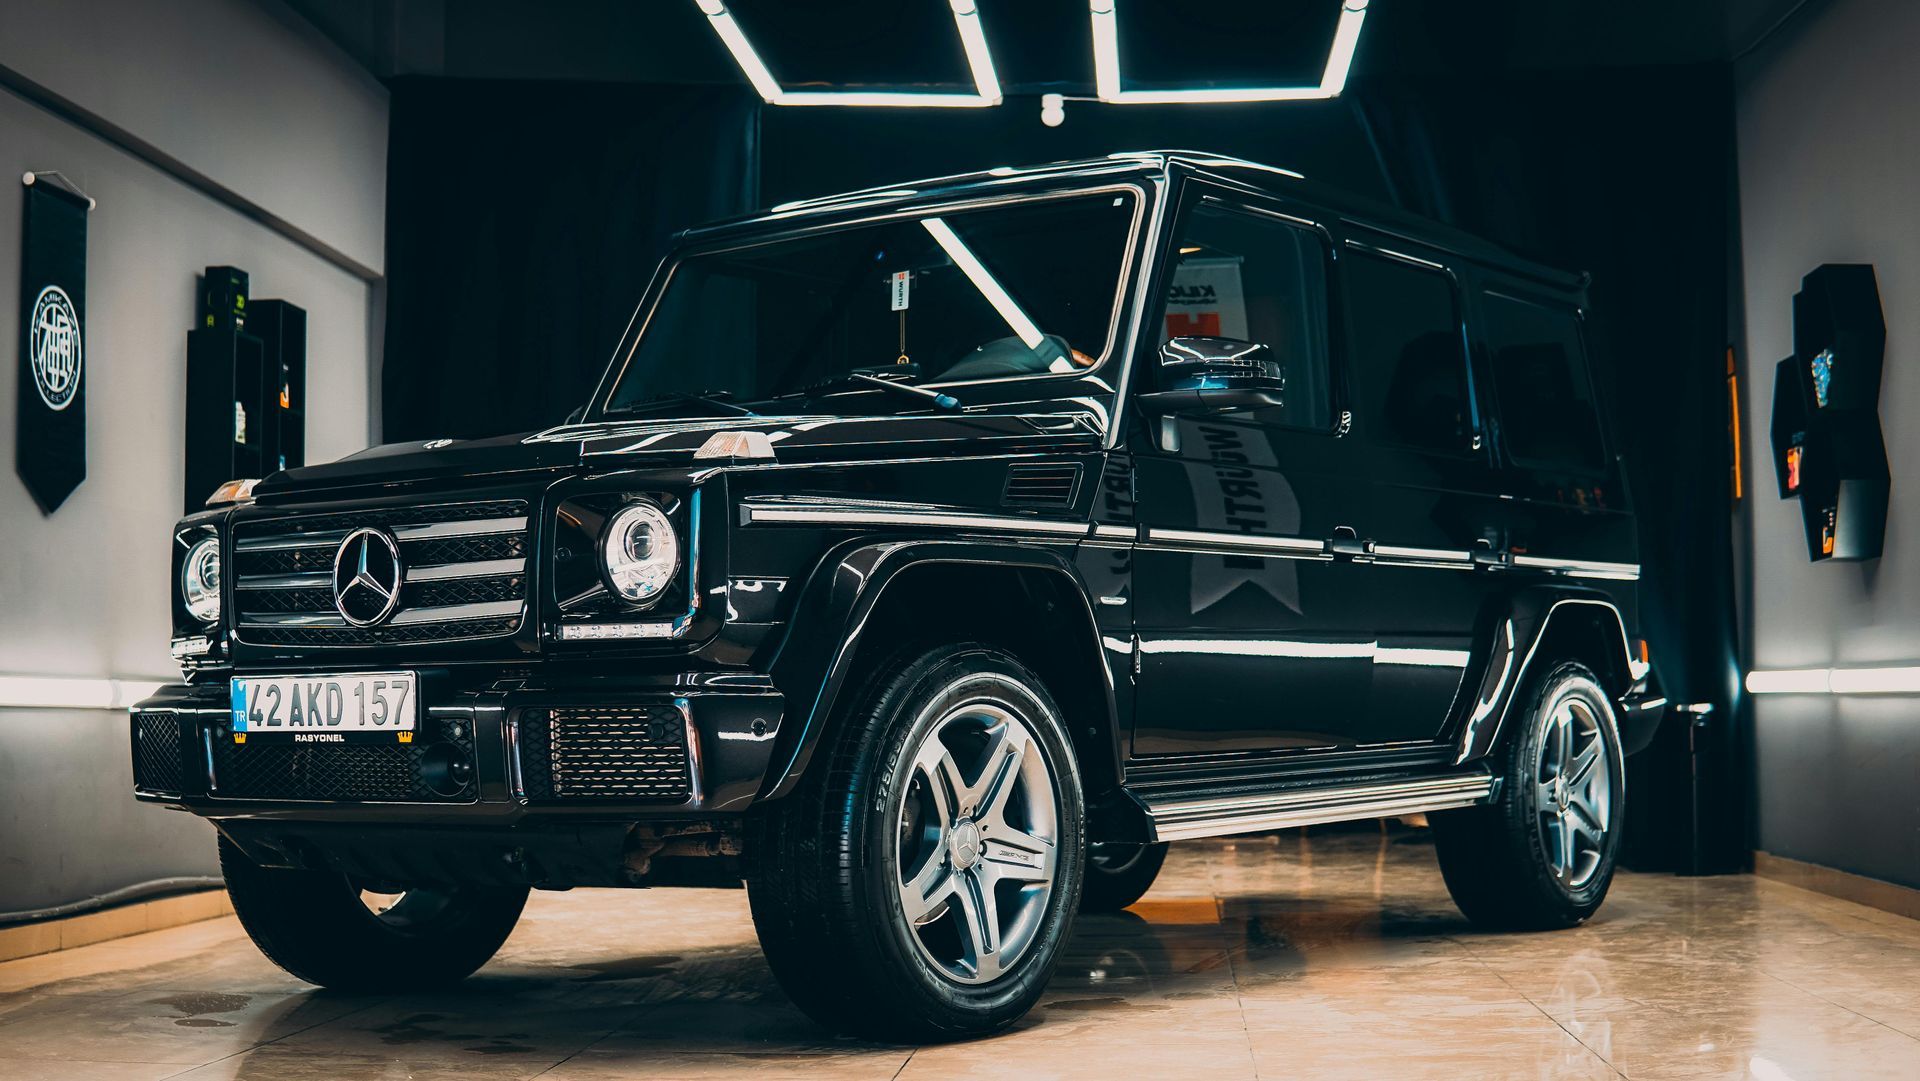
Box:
<box><xmin>130</xmin><ymin>668</ymin><xmax>784</xmax><ymax>825</ymax></box>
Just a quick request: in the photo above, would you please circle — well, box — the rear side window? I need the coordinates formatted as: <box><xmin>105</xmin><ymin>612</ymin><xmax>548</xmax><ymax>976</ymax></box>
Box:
<box><xmin>1160</xmin><ymin>201</ymin><xmax>1333</xmax><ymax>431</ymax></box>
<box><xmin>1481</xmin><ymin>292</ymin><xmax>1605</xmax><ymax>472</ymax></box>
<box><xmin>1344</xmin><ymin>250</ymin><xmax>1475</xmax><ymax>455</ymax></box>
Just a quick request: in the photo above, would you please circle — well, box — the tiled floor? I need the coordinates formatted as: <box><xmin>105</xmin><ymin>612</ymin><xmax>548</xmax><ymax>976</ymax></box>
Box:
<box><xmin>2</xmin><ymin>827</ymin><xmax>1917</xmax><ymax>1079</ymax></box>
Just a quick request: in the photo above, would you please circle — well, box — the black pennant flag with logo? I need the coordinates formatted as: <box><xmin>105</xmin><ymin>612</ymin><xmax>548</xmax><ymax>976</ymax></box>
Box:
<box><xmin>17</xmin><ymin>179</ymin><xmax>89</xmax><ymax>514</ymax></box>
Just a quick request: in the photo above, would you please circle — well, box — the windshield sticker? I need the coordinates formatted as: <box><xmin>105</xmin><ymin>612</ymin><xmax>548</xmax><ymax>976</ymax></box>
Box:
<box><xmin>890</xmin><ymin>270</ymin><xmax>911</xmax><ymax>312</ymax></box>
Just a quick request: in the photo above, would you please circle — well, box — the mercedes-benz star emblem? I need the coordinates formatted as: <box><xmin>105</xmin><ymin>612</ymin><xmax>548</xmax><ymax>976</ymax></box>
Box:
<box><xmin>332</xmin><ymin>527</ymin><xmax>404</xmax><ymax>626</ymax></box>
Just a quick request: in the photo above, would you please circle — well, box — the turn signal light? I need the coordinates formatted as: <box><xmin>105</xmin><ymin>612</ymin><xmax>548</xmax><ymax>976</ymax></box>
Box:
<box><xmin>205</xmin><ymin>478</ymin><xmax>259</xmax><ymax>506</ymax></box>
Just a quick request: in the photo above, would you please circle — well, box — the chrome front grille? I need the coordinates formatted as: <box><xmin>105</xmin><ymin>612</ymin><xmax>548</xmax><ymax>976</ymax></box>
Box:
<box><xmin>231</xmin><ymin>500</ymin><xmax>530</xmax><ymax>647</ymax></box>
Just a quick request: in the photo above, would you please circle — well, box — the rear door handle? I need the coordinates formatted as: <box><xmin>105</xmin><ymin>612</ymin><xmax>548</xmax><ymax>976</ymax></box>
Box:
<box><xmin>1472</xmin><ymin>540</ymin><xmax>1508</xmax><ymax>569</ymax></box>
<box><xmin>1328</xmin><ymin>525</ymin><xmax>1373</xmax><ymax>560</ymax></box>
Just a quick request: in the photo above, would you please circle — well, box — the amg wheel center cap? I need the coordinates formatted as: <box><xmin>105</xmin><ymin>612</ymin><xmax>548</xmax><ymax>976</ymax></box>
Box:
<box><xmin>1552</xmin><ymin>778</ymin><xmax>1569</xmax><ymax>809</ymax></box>
<box><xmin>949</xmin><ymin>819</ymin><xmax>983</xmax><ymax>870</ymax></box>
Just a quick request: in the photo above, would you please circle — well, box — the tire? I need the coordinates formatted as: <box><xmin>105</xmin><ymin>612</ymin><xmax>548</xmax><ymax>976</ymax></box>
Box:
<box><xmin>1080</xmin><ymin>842</ymin><xmax>1169</xmax><ymax>912</ymax></box>
<box><xmin>218</xmin><ymin>836</ymin><xmax>528</xmax><ymax>991</ymax></box>
<box><xmin>1431</xmin><ymin>661</ymin><xmax>1626</xmax><ymax>931</ymax></box>
<box><xmin>746</xmin><ymin>643</ymin><xmax>1086</xmax><ymax>1042</ymax></box>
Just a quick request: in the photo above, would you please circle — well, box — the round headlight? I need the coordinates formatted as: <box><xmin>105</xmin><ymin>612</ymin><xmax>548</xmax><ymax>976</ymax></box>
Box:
<box><xmin>600</xmin><ymin>502</ymin><xmax>679</xmax><ymax>604</ymax></box>
<box><xmin>181</xmin><ymin>536</ymin><xmax>222</xmax><ymax>624</ymax></box>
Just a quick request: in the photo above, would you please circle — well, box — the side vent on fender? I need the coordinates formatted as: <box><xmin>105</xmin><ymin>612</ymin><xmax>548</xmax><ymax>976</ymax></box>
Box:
<box><xmin>1002</xmin><ymin>462</ymin><xmax>1082</xmax><ymax>509</ymax></box>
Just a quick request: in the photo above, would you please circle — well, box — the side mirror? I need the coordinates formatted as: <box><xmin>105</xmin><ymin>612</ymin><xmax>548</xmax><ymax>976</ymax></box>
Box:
<box><xmin>564</xmin><ymin>404</ymin><xmax>587</xmax><ymax>426</ymax></box>
<box><xmin>1137</xmin><ymin>336</ymin><xmax>1288</xmax><ymax>414</ymax></box>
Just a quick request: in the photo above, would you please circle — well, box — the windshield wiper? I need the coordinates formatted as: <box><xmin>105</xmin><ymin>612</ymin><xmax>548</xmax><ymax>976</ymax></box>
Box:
<box><xmin>611</xmin><ymin>389</ymin><xmax>760</xmax><ymax>418</ymax></box>
<box><xmin>766</xmin><ymin>371</ymin><xmax>961</xmax><ymax>412</ymax></box>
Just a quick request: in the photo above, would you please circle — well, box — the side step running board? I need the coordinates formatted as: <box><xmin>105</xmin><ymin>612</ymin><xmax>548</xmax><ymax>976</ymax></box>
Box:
<box><xmin>1144</xmin><ymin>772</ymin><xmax>1496</xmax><ymax>843</ymax></box>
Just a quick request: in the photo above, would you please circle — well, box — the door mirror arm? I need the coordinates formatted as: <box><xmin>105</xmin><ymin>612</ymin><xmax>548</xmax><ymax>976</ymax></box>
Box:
<box><xmin>1137</xmin><ymin>386</ymin><xmax>1289</xmax><ymax>416</ymax></box>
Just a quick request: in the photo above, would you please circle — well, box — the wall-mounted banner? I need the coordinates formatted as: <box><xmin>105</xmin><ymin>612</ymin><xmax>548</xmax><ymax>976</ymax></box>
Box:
<box><xmin>17</xmin><ymin>178</ymin><xmax>89</xmax><ymax>514</ymax></box>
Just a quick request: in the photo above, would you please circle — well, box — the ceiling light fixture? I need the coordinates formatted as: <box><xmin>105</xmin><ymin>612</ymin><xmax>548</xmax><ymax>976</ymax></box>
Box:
<box><xmin>1089</xmin><ymin>0</ymin><xmax>1370</xmax><ymax>104</ymax></box>
<box><xmin>695</xmin><ymin>0</ymin><xmax>1003</xmax><ymax>107</ymax></box>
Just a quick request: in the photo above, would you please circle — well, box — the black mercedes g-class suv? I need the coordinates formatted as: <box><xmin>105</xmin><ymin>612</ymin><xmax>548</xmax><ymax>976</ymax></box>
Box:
<box><xmin>135</xmin><ymin>151</ymin><xmax>1664</xmax><ymax>1042</ymax></box>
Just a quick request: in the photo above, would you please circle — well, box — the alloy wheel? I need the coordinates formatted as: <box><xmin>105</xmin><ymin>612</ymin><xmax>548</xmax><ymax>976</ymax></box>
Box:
<box><xmin>894</xmin><ymin>694</ymin><xmax>1059</xmax><ymax>985</ymax></box>
<box><xmin>1532</xmin><ymin>689</ymin><xmax>1613</xmax><ymax>890</ymax></box>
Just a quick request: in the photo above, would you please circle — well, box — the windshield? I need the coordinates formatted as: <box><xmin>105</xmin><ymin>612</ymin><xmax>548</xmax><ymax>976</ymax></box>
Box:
<box><xmin>603</xmin><ymin>190</ymin><xmax>1138</xmax><ymax>414</ymax></box>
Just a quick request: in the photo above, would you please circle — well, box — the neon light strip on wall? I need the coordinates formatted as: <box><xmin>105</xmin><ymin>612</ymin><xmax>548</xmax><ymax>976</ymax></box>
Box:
<box><xmin>1089</xmin><ymin>0</ymin><xmax>1370</xmax><ymax>104</ymax></box>
<box><xmin>695</xmin><ymin>0</ymin><xmax>1003</xmax><ymax>107</ymax></box>
<box><xmin>1745</xmin><ymin>666</ymin><xmax>1920</xmax><ymax>694</ymax></box>
<box><xmin>0</xmin><ymin>675</ymin><xmax>168</xmax><ymax>711</ymax></box>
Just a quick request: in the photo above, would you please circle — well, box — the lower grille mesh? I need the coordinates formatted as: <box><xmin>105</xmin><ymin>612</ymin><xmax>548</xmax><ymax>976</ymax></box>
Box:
<box><xmin>244</xmin><ymin>617</ymin><xmax>520</xmax><ymax>647</ymax></box>
<box><xmin>132</xmin><ymin>713</ymin><xmax>187</xmax><ymax>795</ymax></box>
<box><xmin>210</xmin><ymin>724</ymin><xmax>476</xmax><ymax>803</ymax></box>
<box><xmin>519</xmin><ymin>706</ymin><xmax>691</xmax><ymax>801</ymax></box>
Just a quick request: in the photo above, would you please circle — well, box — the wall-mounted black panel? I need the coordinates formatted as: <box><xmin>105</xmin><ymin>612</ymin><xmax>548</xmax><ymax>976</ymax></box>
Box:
<box><xmin>1790</xmin><ymin>263</ymin><xmax>1883</xmax><ymax>413</ymax></box>
<box><xmin>249</xmin><ymin>300</ymin><xmax>307</xmax><ymax>474</ymax></box>
<box><xmin>183</xmin><ymin>326</ymin><xmax>264</xmax><ymax>512</ymax></box>
<box><xmin>1768</xmin><ymin>356</ymin><xmax>1811</xmax><ymax>499</ymax></box>
<box><xmin>1768</xmin><ymin>264</ymin><xmax>1889</xmax><ymax>562</ymax></box>
<box><xmin>1793</xmin><ymin>425</ymin><xmax>1889</xmax><ymax>562</ymax></box>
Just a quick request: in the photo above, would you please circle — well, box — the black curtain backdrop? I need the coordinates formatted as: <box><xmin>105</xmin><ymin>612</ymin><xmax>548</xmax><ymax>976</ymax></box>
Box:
<box><xmin>379</xmin><ymin>68</ymin><xmax>1740</xmax><ymax>870</ymax></box>
<box><xmin>382</xmin><ymin>79</ymin><xmax>759</xmax><ymax>442</ymax></box>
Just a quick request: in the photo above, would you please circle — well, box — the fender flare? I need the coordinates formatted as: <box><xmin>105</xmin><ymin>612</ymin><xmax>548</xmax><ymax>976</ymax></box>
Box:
<box><xmin>757</xmin><ymin>538</ymin><xmax>1120</xmax><ymax>802</ymax></box>
<box><xmin>1452</xmin><ymin>586</ymin><xmax>1637</xmax><ymax>766</ymax></box>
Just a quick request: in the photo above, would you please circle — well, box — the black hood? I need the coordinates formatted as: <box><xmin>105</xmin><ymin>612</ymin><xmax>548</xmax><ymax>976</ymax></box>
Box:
<box><xmin>250</xmin><ymin>409</ymin><xmax>1103</xmax><ymax>500</ymax></box>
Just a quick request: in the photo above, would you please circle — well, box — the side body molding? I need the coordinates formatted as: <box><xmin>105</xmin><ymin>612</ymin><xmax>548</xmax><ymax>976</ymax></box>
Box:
<box><xmin>1453</xmin><ymin>588</ymin><xmax>1638</xmax><ymax>766</ymax></box>
<box><xmin>758</xmin><ymin>539</ymin><xmax>1120</xmax><ymax>802</ymax></box>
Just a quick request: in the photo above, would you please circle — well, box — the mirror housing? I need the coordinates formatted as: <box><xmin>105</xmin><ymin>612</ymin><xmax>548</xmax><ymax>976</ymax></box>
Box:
<box><xmin>1136</xmin><ymin>336</ymin><xmax>1288</xmax><ymax>414</ymax></box>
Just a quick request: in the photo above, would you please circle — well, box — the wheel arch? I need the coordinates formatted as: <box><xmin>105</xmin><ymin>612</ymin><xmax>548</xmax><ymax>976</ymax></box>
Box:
<box><xmin>760</xmin><ymin>539</ymin><xmax>1122</xmax><ymax>803</ymax></box>
<box><xmin>1453</xmin><ymin>588</ymin><xmax>1637</xmax><ymax>766</ymax></box>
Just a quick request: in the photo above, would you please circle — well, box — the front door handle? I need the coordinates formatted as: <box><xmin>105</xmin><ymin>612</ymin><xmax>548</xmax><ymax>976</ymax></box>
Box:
<box><xmin>1471</xmin><ymin>539</ymin><xmax>1508</xmax><ymax>569</ymax></box>
<box><xmin>1328</xmin><ymin>525</ymin><xmax>1373</xmax><ymax>560</ymax></box>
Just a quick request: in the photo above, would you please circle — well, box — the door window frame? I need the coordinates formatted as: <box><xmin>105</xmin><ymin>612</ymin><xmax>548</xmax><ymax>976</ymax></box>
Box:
<box><xmin>1471</xmin><ymin>283</ymin><xmax>1612</xmax><ymax>478</ymax></box>
<box><xmin>1136</xmin><ymin>183</ymin><xmax>1351</xmax><ymax>438</ymax></box>
<box><xmin>1337</xmin><ymin>237</ymin><xmax>1489</xmax><ymax>463</ymax></box>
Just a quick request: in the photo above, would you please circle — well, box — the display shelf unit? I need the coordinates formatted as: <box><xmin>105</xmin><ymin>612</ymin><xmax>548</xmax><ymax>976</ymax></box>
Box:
<box><xmin>184</xmin><ymin>326</ymin><xmax>266</xmax><ymax>512</ymax></box>
<box><xmin>183</xmin><ymin>272</ymin><xmax>307</xmax><ymax>512</ymax></box>
<box><xmin>250</xmin><ymin>300</ymin><xmax>307</xmax><ymax>474</ymax></box>
<box><xmin>1766</xmin><ymin>263</ymin><xmax>1890</xmax><ymax>562</ymax></box>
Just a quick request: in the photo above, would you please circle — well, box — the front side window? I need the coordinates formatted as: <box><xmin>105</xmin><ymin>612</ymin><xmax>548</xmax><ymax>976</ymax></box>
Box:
<box><xmin>1344</xmin><ymin>249</ymin><xmax>1475</xmax><ymax>456</ymax></box>
<box><xmin>604</xmin><ymin>192</ymin><xmax>1137</xmax><ymax>413</ymax></box>
<box><xmin>1481</xmin><ymin>292</ymin><xmax>1606</xmax><ymax>472</ymax></box>
<box><xmin>1157</xmin><ymin>202</ymin><xmax>1333</xmax><ymax>431</ymax></box>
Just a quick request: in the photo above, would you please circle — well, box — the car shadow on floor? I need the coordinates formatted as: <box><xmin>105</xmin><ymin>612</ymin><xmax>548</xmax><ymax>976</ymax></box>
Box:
<box><xmin>286</xmin><ymin>894</ymin><xmax>1487</xmax><ymax>1064</ymax></box>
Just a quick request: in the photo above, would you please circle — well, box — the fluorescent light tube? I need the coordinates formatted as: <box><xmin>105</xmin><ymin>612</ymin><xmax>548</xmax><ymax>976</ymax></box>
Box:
<box><xmin>0</xmin><ymin>675</ymin><xmax>167</xmax><ymax>710</ymax></box>
<box><xmin>921</xmin><ymin>217</ymin><xmax>1046</xmax><ymax>349</ymax></box>
<box><xmin>1744</xmin><ymin>668</ymin><xmax>1832</xmax><ymax>694</ymax></box>
<box><xmin>1089</xmin><ymin>0</ymin><xmax>1370</xmax><ymax>104</ymax></box>
<box><xmin>698</xmin><ymin>5</ymin><xmax>782</xmax><ymax>103</ymax></box>
<box><xmin>1827</xmin><ymin>666</ymin><xmax>1920</xmax><ymax>694</ymax></box>
<box><xmin>694</xmin><ymin>1</ymin><xmax>1003</xmax><ymax>107</ymax></box>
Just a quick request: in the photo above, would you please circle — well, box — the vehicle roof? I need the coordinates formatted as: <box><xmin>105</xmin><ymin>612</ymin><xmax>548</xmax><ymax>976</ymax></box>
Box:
<box><xmin>680</xmin><ymin>150</ymin><xmax>1587</xmax><ymax>293</ymax></box>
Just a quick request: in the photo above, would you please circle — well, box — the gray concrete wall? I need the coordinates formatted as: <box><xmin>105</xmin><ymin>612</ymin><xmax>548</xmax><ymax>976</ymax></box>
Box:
<box><xmin>0</xmin><ymin>0</ymin><xmax>386</xmax><ymax>914</ymax></box>
<box><xmin>0</xmin><ymin>0</ymin><xmax>389</xmax><ymax>273</ymax></box>
<box><xmin>1736</xmin><ymin>0</ymin><xmax>1920</xmax><ymax>889</ymax></box>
